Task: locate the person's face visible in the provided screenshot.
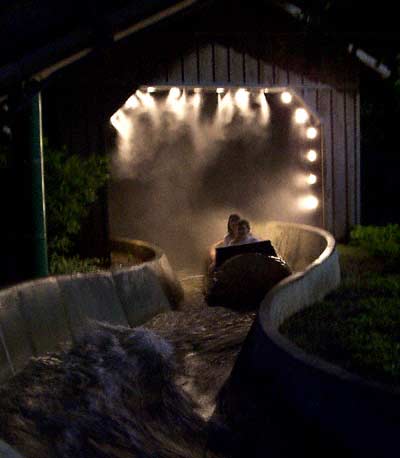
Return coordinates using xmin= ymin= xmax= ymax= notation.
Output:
xmin=237 ymin=223 xmax=249 ymax=239
xmin=229 ymin=218 xmax=240 ymax=237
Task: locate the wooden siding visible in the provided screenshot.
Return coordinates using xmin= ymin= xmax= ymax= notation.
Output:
xmin=44 ymin=22 xmax=361 ymax=245
xmin=145 ymin=42 xmax=360 ymax=240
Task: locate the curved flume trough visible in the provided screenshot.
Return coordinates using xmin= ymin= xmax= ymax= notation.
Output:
xmin=0 ymin=223 xmax=351 ymax=457
xmin=217 ymin=221 xmax=400 ymax=458
xmin=0 ymin=239 xmax=183 ymax=383
xmin=0 ymin=240 xmax=187 ymax=458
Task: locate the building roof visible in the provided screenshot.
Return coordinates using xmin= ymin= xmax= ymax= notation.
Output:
xmin=0 ymin=0 xmax=395 ymax=98
xmin=275 ymin=1 xmax=394 ymax=79
xmin=0 ymin=1 xmax=198 ymax=67
xmin=0 ymin=0 xmax=207 ymax=96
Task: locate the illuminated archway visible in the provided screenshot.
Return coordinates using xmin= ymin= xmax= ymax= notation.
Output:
xmin=108 ymin=86 xmax=323 ymax=269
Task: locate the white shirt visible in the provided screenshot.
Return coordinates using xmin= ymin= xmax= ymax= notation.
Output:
xmin=228 ymin=234 xmax=260 ymax=246
xmin=222 ymin=233 xmax=235 ymax=246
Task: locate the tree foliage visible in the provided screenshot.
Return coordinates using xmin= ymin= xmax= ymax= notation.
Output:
xmin=44 ymin=141 xmax=109 ymax=260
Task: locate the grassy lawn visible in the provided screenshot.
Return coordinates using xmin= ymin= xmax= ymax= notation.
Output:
xmin=280 ymin=242 xmax=400 ymax=387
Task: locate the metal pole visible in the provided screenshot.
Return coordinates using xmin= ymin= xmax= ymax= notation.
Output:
xmin=29 ymin=91 xmax=48 ymax=277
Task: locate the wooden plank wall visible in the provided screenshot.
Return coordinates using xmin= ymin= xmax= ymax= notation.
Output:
xmin=146 ymin=41 xmax=360 ymax=240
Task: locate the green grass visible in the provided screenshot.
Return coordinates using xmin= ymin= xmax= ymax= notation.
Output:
xmin=280 ymin=244 xmax=400 ymax=386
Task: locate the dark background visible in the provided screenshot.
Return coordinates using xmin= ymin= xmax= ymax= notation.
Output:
xmin=360 ymin=72 xmax=400 ymax=225
xmin=1 ymin=0 xmax=399 ymax=286
xmin=293 ymin=0 xmax=400 ymax=225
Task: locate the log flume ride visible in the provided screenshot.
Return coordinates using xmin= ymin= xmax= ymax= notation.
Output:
xmin=205 ymin=240 xmax=292 ymax=310
xmin=0 ymin=222 xmax=341 ymax=458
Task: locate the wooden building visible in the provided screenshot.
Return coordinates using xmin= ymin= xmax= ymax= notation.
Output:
xmin=0 ymin=0 xmax=391 ymax=277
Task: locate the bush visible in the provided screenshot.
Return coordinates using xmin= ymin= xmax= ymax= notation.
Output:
xmin=44 ymin=141 xmax=109 ymax=274
xmin=49 ymin=253 xmax=104 ymax=275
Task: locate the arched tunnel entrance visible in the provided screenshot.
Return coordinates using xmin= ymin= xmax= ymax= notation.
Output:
xmin=108 ymin=86 xmax=323 ymax=271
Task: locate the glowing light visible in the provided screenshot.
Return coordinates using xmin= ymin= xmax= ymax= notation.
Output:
xmin=193 ymin=88 xmax=201 ymax=93
xmin=110 ymin=113 xmax=119 ymax=130
xmin=124 ymin=94 xmax=140 ymax=110
xmin=110 ymin=110 xmax=132 ymax=140
xmin=169 ymin=87 xmax=181 ymax=98
xmin=235 ymin=88 xmax=249 ymax=112
xmin=147 ymin=87 xmax=156 ymax=93
xmin=281 ymin=91 xmax=292 ymax=104
xmin=295 ymin=108 xmax=309 ymax=124
xmin=306 ymin=127 xmax=318 ymax=139
xmin=135 ymin=90 xmax=155 ymax=108
xmin=307 ymin=174 xmax=317 ymax=185
xmin=217 ymin=90 xmax=234 ymax=125
xmin=167 ymin=89 xmax=186 ymax=119
xmin=216 ymin=88 xmax=225 ymax=94
xmin=264 ymin=88 xmax=270 ymax=93
xmin=257 ymin=90 xmax=270 ymax=125
xmin=299 ymin=195 xmax=319 ymax=211
xmin=306 ymin=149 xmax=318 ymax=162
xmin=191 ymin=92 xmax=201 ymax=109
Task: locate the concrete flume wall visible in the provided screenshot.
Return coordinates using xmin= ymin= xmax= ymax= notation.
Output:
xmin=226 ymin=221 xmax=400 ymax=457
xmin=0 ymin=239 xmax=183 ymax=383
xmin=264 ymin=221 xmax=341 ymax=323
xmin=6 ymin=222 xmax=396 ymax=456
